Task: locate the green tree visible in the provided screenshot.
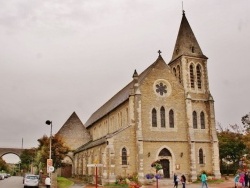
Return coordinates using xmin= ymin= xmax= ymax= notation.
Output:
xmin=218 ymin=130 xmax=246 ymax=173
xmin=242 ymin=113 xmax=250 ymax=133
xmin=0 ymin=157 xmax=9 ymax=172
xmin=35 ymin=134 xmax=69 ymax=172
xmin=20 ymin=148 xmax=37 ymax=173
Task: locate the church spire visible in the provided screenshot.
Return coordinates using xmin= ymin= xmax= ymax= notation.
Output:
xmin=171 ymin=11 xmax=207 ymax=61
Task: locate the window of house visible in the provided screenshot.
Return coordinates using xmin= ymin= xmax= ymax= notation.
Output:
xmin=200 ymin=112 xmax=205 ymax=129
xmin=199 ymin=148 xmax=204 ymax=164
xmin=122 ymin=147 xmax=127 ymax=165
xmin=196 ymin=65 xmax=202 ymax=89
xmin=193 ymin=111 xmax=197 ymax=129
xmin=169 ymin=109 xmax=174 ymax=128
xmin=190 ymin=65 xmax=195 ymax=88
xmin=152 ymin=108 xmax=157 ymax=127
xmin=160 ymin=106 xmax=165 ymax=128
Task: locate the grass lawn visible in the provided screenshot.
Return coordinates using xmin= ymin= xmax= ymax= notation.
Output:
xmin=57 ymin=176 xmax=74 ymax=188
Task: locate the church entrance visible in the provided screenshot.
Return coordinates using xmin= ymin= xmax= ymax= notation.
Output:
xmin=160 ymin=159 xmax=170 ymax=178
xmin=158 ymin=148 xmax=172 ymax=178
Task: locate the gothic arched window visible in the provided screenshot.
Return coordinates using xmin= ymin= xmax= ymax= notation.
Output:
xmin=190 ymin=65 xmax=195 ymax=88
xmin=177 ymin=65 xmax=181 ymax=83
xmin=122 ymin=147 xmax=128 ymax=165
xmin=152 ymin=108 xmax=157 ymax=127
xmin=173 ymin=68 xmax=177 ymax=77
xmin=200 ymin=112 xmax=205 ymax=129
xmin=193 ymin=111 xmax=197 ymax=129
xmin=196 ymin=65 xmax=202 ymax=89
xmin=160 ymin=106 xmax=165 ymax=127
xmin=199 ymin=148 xmax=204 ymax=164
xmin=169 ymin=109 xmax=174 ymax=128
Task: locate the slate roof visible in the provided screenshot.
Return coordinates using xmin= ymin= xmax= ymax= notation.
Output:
xmin=74 ymin=137 xmax=107 ymax=153
xmin=85 ymin=13 xmax=204 ymax=128
xmin=171 ymin=11 xmax=207 ymax=62
xmin=85 ymin=55 xmax=165 ymax=128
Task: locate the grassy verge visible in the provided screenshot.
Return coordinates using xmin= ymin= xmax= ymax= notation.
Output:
xmin=57 ymin=176 xmax=74 ymax=188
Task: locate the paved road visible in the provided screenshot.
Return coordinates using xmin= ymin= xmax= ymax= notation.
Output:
xmin=0 ymin=176 xmax=24 ymax=188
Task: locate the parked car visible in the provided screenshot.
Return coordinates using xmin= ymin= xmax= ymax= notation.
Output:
xmin=3 ymin=173 xmax=8 ymax=178
xmin=23 ymin=174 xmax=39 ymax=188
xmin=0 ymin=173 xmax=7 ymax=179
xmin=0 ymin=173 xmax=4 ymax=180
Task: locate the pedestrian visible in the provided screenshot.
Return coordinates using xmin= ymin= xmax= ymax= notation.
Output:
xmin=239 ymin=172 xmax=245 ymax=187
xmin=45 ymin=175 xmax=51 ymax=188
xmin=173 ymin=173 xmax=179 ymax=188
xmin=245 ymin=172 xmax=249 ymax=188
xmin=181 ymin=174 xmax=186 ymax=188
xmin=248 ymin=171 xmax=250 ymax=188
xmin=234 ymin=174 xmax=239 ymax=188
xmin=200 ymin=171 xmax=208 ymax=188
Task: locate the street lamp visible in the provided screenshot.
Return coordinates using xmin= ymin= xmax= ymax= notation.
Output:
xmin=45 ymin=120 xmax=52 ymax=160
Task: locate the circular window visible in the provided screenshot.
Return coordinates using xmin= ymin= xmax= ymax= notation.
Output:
xmin=153 ymin=79 xmax=171 ymax=97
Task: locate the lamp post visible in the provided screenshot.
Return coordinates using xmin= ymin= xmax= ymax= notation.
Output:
xmin=45 ymin=120 xmax=53 ymax=177
xmin=45 ymin=120 xmax=52 ymax=160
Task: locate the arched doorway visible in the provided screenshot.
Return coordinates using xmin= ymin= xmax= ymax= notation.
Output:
xmin=61 ymin=155 xmax=73 ymax=178
xmin=160 ymin=159 xmax=170 ymax=178
xmin=158 ymin=148 xmax=172 ymax=178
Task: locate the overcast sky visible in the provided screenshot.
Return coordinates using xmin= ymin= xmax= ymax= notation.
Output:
xmin=0 ymin=0 xmax=250 ymax=162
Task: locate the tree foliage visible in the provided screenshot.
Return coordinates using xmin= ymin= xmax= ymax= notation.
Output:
xmin=218 ymin=131 xmax=246 ymax=163
xmin=242 ymin=113 xmax=250 ymax=133
xmin=34 ymin=134 xmax=69 ymax=171
xmin=218 ymin=113 xmax=250 ymax=173
xmin=20 ymin=148 xmax=37 ymax=172
xmin=0 ymin=157 xmax=9 ymax=172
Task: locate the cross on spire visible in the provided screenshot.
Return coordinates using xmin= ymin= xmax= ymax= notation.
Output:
xmin=158 ymin=50 xmax=162 ymax=56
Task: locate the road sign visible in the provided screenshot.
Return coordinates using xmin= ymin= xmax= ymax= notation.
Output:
xmin=48 ymin=166 xmax=55 ymax=173
xmin=47 ymin=159 xmax=53 ymax=173
xmin=87 ymin=163 xmax=103 ymax=188
xmin=87 ymin=164 xmax=103 ymax=167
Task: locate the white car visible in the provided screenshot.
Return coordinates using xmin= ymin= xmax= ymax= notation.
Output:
xmin=0 ymin=173 xmax=4 ymax=180
xmin=23 ymin=174 xmax=39 ymax=188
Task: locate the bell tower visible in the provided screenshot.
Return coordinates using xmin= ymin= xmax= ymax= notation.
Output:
xmin=169 ymin=10 xmax=209 ymax=94
xmin=168 ymin=11 xmax=221 ymax=180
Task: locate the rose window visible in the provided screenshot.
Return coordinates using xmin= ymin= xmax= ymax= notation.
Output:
xmin=156 ymin=82 xmax=167 ymax=96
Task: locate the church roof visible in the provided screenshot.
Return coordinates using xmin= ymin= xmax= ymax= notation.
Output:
xmin=57 ymin=112 xmax=91 ymax=150
xmin=74 ymin=137 xmax=107 ymax=153
xmin=171 ymin=11 xmax=207 ymax=62
xmin=85 ymin=55 xmax=165 ymax=128
xmin=57 ymin=112 xmax=82 ymax=133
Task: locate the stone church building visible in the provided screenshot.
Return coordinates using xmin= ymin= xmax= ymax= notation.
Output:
xmin=57 ymin=11 xmax=221 ymax=183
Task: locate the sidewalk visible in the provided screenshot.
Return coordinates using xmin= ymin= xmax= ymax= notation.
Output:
xmin=80 ymin=177 xmax=235 ymax=188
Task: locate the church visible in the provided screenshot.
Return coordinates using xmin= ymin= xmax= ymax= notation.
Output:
xmin=56 ymin=11 xmax=221 ymax=183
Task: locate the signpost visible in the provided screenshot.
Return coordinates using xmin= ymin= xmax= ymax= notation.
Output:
xmin=47 ymin=159 xmax=53 ymax=173
xmin=87 ymin=163 xmax=103 ymax=188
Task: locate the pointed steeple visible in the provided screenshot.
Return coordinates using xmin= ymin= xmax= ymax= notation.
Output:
xmin=56 ymin=112 xmax=91 ymax=150
xmin=171 ymin=11 xmax=207 ymax=61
